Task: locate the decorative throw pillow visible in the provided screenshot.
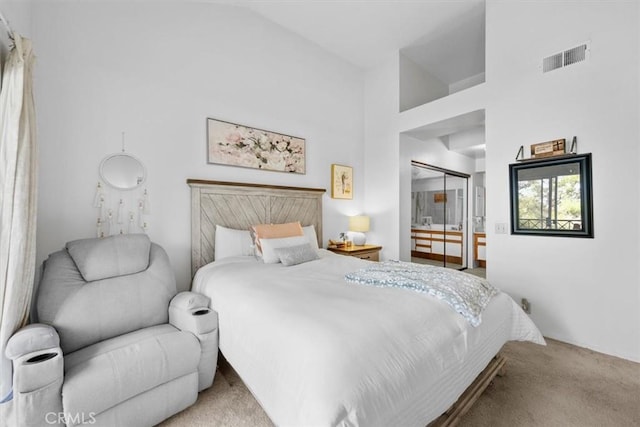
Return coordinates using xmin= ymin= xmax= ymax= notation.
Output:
xmin=275 ymin=243 xmax=320 ymax=266
xmin=252 ymin=222 xmax=304 ymax=252
xmin=260 ymin=235 xmax=309 ymax=264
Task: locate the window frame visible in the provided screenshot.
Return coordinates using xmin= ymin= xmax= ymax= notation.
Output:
xmin=509 ymin=153 xmax=594 ymax=238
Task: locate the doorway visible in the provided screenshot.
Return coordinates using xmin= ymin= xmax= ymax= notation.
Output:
xmin=410 ymin=161 xmax=469 ymax=270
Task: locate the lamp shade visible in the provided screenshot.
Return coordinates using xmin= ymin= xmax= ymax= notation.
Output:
xmin=349 ymin=215 xmax=370 ymax=233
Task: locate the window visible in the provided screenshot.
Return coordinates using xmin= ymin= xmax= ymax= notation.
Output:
xmin=509 ymin=153 xmax=593 ymax=238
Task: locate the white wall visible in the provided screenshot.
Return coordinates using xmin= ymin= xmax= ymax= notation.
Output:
xmin=399 ymin=83 xmax=486 ymax=134
xmin=399 ymin=53 xmax=448 ymax=112
xmin=485 ymin=0 xmax=640 ymax=361
xmin=449 ymin=72 xmax=485 ymax=95
xmin=363 ymin=54 xmax=399 ymax=259
xmin=32 ymin=1 xmax=364 ymax=291
xmin=0 ymin=0 xmax=32 ymax=56
xmin=447 ymin=126 xmax=484 ymax=152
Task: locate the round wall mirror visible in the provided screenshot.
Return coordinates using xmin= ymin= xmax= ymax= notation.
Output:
xmin=99 ymin=153 xmax=146 ymax=190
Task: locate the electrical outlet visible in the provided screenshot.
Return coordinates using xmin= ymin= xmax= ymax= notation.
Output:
xmin=521 ymin=298 xmax=531 ymax=314
xmin=495 ymin=223 xmax=508 ymax=234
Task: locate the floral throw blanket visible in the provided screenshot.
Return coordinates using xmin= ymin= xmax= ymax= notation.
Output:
xmin=344 ymin=261 xmax=498 ymax=326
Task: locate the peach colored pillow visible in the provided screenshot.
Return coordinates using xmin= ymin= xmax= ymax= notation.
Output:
xmin=252 ymin=222 xmax=304 ymax=251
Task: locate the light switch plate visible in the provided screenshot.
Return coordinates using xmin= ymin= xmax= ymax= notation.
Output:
xmin=495 ymin=223 xmax=508 ymax=234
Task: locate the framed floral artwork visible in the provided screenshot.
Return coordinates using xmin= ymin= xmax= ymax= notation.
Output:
xmin=331 ymin=164 xmax=353 ymax=199
xmin=207 ymin=118 xmax=305 ymax=174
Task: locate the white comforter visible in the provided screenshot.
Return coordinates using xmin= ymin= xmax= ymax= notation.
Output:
xmin=193 ymin=250 xmax=544 ymax=427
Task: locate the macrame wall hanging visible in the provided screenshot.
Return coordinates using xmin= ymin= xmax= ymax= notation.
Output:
xmin=94 ymin=133 xmax=151 ymax=237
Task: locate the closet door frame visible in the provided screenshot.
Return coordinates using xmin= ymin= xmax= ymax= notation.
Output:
xmin=411 ymin=161 xmax=470 ymax=270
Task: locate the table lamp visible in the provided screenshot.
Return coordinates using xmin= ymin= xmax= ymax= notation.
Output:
xmin=348 ymin=215 xmax=370 ymax=246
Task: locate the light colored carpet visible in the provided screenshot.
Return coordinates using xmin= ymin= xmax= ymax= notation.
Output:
xmin=159 ymin=339 xmax=640 ymax=426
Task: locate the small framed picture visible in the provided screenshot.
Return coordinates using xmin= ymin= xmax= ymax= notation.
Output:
xmin=530 ymin=139 xmax=565 ymax=159
xmin=331 ymin=164 xmax=353 ymax=199
xmin=434 ymin=193 xmax=447 ymax=203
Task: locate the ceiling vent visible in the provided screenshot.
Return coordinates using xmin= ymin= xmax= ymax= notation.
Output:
xmin=542 ymin=42 xmax=590 ymax=73
xmin=543 ymin=52 xmax=563 ymax=73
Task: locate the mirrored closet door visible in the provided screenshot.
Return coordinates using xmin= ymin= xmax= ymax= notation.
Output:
xmin=411 ymin=161 xmax=469 ymax=270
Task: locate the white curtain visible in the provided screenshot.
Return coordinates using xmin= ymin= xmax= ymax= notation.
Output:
xmin=0 ymin=34 xmax=38 ymax=403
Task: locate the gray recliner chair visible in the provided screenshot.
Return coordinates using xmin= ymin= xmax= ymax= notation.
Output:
xmin=5 ymin=234 xmax=218 ymax=427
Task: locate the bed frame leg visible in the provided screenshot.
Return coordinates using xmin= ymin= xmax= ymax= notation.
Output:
xmin=427 ymin=353 xmax=507 ymax=427
xmin=497 ymin=361 xmax=507 ymax=377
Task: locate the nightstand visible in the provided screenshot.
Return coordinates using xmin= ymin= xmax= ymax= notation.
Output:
xmin=327 ymin=244 xmax=382 ymax=261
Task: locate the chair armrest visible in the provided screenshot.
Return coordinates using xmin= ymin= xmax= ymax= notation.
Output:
xmin=6 ymin=323 xmax=64 ymax=408
xmin=169 ymin=291 xmax=218 ymax=336
xmin=169 ymin=292 xmax=219 ymax=392
xmin=6 ymin=324 xmax=59 ymax=361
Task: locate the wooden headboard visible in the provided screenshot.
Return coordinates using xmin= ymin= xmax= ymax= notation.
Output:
xmin=187 ymin=179 xmax=326 ymax=275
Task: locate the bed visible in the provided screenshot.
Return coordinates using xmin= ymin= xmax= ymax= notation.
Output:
xmin=187 ymin=179 xmax=545 ymax=427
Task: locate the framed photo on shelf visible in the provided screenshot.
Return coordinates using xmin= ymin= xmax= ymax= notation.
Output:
xmin=530 ymin=139 xmax=565 ymax=159
xmin=331 ymin=164 xmax=353 ymax=199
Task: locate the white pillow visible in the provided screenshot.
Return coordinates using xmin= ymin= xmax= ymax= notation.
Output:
xmin=260 ymin=235 xmax=310 ymax=264
xmin=214 ymin=225 xmax=254 ymax=260
xmin=303 ymin=225 xmax=320 ymax=250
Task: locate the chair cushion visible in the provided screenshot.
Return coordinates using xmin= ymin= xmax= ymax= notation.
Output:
xmin=62 ymin=324 xmax=200 ymax=418
xmin=66 ymin=234 xmax=151 ymax=282
xmin=37 ymin=243 xmax=176 ymax=353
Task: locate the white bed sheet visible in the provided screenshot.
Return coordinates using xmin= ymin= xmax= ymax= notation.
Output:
xmin=193 ymin=250 xmax=544 ymax=427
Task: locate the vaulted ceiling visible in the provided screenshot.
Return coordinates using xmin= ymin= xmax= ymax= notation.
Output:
xmin=234 ymin=0 xmax=487 ymax=159
xmin=237 ymin=0 xmax=485 ymax=75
